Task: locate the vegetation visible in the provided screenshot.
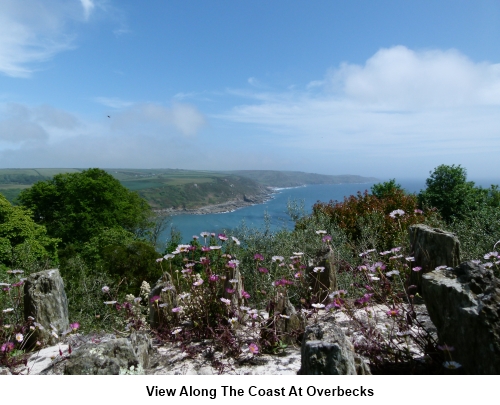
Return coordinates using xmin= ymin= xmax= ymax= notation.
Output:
xmin=17 ymin=168 xmax=153 ymax=246
xmin=1 ymin=164 xmax=498 ymax=374
xmin=0 ymin=168 xmax=377 ymax=209
xmin=0 ymin=194 xmax=59 ymax=272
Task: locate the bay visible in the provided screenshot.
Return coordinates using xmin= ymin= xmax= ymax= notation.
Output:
xmin=161 ymin=177 xmax=499 ymax=244
xmin=162 ymin=179 xmax=426 ymax=244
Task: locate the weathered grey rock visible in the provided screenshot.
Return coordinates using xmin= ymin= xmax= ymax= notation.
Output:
xmin=409 ymin=224 xmax=460 ymax=289
xmin=24 ymin=269 xmax=69 ymax=346
xmin=299 ymin=322 xmax=370 ymax=375
xmin=261 ymin=295 xmax=306 ymax=346
xmin=0 ymin=366 xmax=12 ymax=375
xmin=222 ymin=266 xmax=244 ymax=306
xmin=64 ymin=338 xmax=143 ymax=375
xmin=149 ymin=273 xmax=177 ymax=328
xmin=422 ymin=261 xmax=500 ymax=374
xmin=129 ymin=331 xmax=153 ymax=368
xmin=307 ymin=246 xmax=338 ymax=302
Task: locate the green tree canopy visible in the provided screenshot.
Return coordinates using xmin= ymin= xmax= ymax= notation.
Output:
xmin=418 ymin=164 xmax=499 ymax=223
xmin=371 ymin=179 xmax=405 ymax=199
xmin=0 ymin=193 xmax=59 ymax=269
xmin=18 ymin=168 xmax=152 ymax=246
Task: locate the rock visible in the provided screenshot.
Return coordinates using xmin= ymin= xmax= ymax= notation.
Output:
xmin=261 ymin=295 xmax=305 ymax=346
xmin=409 ymin=224 xmax=460 ymax=290
xmin=129 ymin=331 xmax=153 ymax=368
xmin=307 ymin=246 xmax=338 ymax=302
xmin=23 ymin=269 xmax=69 ymax=346
xmin=422 ymin=261 xmax=500 ymax=374
xmin=0 ymin=366 xmax=11 ymax=375
xmin=64 ymin=338 xmax=144 ymax=375
xmin=298 ymin=322 xmax=370 ymax=375
xmin=26 ymin=344 xmax=69 ymax=375
xmin=222 ymin=266 xmax=245 ymax=307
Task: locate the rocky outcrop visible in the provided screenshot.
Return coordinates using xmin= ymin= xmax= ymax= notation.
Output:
xmin=298 ymin=322 xmax=370 ymax=375
xmin=307 ymin=246 xmax=338 ymax=302
xmin=422 ymin=261 xmax=500 ymax=374
xmin=409 ymin=224 xmax=460 ymax=289
xmin=64 ymin=332 xmax=152 ymax=375
xmin=23 ymin=269 xmax=69 ymax=346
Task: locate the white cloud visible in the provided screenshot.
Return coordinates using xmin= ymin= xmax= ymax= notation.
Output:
xmin=328 ymin=46 xmax=500 ymax=108
xmin=218 ymin=47 xmax=500 ymax=178
xmin=0 ymin=101 xmax=208 ymax=167
xmin=0 ymin=0 xmax=101 ymax=78
xmin=80 ymin=0 xmax=95 ymax=20
xmin=110 ymin=103 xmax=207 ymax=138
xmin=0 ymin=103 xmax=79 ymax=143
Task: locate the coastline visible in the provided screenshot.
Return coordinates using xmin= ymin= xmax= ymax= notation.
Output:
xmin=152 ymin=181 xmax=379 ymax=217
xmin=154 ymin=188 xmax=276 ymax=216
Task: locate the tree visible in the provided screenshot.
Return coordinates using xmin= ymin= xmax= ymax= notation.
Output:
xmin=418 ymin=164 xmax=482 ymax=223
xmin=18 ymin=168 xmax=152 ymax=246
xmin=371 ymin=179 xmax=405 ymax=199
xmin=0 ymin=194 xmax=59 ymax=270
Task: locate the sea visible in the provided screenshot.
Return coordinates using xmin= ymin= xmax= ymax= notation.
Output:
xmin=161 ymin=177 xmax=500 ymax=244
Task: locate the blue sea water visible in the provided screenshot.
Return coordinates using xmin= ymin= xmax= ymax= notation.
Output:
xmin=161 ymin=177 xmax=500 ymax=244
xmin=161 ymin=179 xmax=426 ymax=244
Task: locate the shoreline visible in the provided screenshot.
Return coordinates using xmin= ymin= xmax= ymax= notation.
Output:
xmin=152 ymin=181 xmax=379 ymax=217
xmin=153 ymin=188 xmax=276 ymax=216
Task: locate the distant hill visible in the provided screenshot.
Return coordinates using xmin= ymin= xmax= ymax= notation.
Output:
xmin=0 ymin=168 xmax=378 ymax=210
xmin=229 ymin=170 xmax=378 ymax=188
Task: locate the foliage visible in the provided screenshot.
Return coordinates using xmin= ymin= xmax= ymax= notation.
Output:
xmin=370 ymin=179 xmax=404 ymax=199
xmin=0 ymin=194 xmax=59 ymax=272
xmin=311 ymin=188 xmax=442 ymax=252
xmin=18 ymin=168 xmax=153 ymax=246
xmin=449 ymin=205 xmax=500 ymax=262
xmin=418 ymin=164 xmax=491 ymax=223
xmin=100 ymin=241 xmax=161 ymax=294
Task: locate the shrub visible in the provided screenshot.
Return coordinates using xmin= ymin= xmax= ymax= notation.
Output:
xmin=311 ymin=189 xmax=441 ymax=253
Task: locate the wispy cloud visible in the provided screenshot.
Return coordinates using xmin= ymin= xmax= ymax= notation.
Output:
xmin=80 ymin=0 xmax=95 ymax=20
xmin=218 ymin=46 xmax=500 ymax=177
xmin=0 ymin=0 xmax=102 ymax=78
xmin=0 ymin=101 xmax=208 ymax=167
xmin=94 ymin=97 xmax=134 ymax=109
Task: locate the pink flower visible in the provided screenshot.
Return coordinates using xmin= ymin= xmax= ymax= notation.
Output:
xmin=322 ymin=235 xmax=332 ymax=243
xmin=150 ymin=295 xmax=161 ymax=303
xmin=258 ymin=267 xmax=269 ymax=274
xmin=249 ymin=343 xmax=259 ymax=354
xmin=218 ymin=233 xmax=228 ymax=241
xmin=209 ymin=274 xmax=219 ymax=282
xmin=412 ymin=266 xmax=422 ymax=272
xmin=1 ymin=342 xmax=14 ymax=352
xmin=387 ymin=308 xmax=399 ymax=317
xmin=254 ymin=253 xmax=264 ymax=261
xmin=241 ymin=290 xmax=250 ymax=299
xmin=69 ymin=322 xmax=80 ymax=331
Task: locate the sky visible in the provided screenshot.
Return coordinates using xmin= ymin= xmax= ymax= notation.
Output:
xmin=0 ymin=0 xmax=499 ymax=180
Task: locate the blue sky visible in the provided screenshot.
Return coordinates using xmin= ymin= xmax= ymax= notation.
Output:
xmin=0 ymin=0 xmax=499 ymax=180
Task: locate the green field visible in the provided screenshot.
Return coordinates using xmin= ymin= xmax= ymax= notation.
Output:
xmin=0 ymin=168 xmax=377 ymax=209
